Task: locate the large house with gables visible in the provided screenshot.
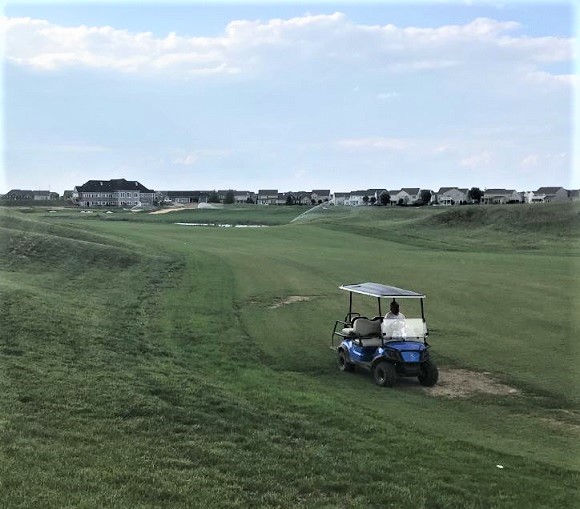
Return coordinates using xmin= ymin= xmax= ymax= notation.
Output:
xmin=74 ymin=179 xmax=155 ymax=208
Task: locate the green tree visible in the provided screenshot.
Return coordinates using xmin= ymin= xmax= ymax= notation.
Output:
xmin=208 ymin=191 xmax=220 ymax=203
xmin=379 ymin=192 xmax=391 ymax=206
xmin=363 ymin=195 xmax=369 ymax=205
xmin=370 ymin=196 xmax=377 ymax=205
xmin=224 ymin=189 xmax=235 ymax=204
xmin=419 ymin=189 xmax=432 ymax=205
xmin=285 ymin=194 xmax=294 ymax=205
xmin=468 ymin=187 xmax=484 ymax=203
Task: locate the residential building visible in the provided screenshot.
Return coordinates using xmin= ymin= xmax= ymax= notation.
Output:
xmin=234 ymin=191 xmax=255 ymax=204
xmin=365 ymin=188 xmax=389 ymax=205
xmin=311 ymin=189 xmax=331 ymax=203
xmin=75 ymin=179 xmax=155 ymax=208
xmin=436 ymin=187 xmax=469 ymax=205
xmin=331 ymin=192 xmax=350 ymax=205
xmin=390 ymin=188 xmax=421 ymax=205
xmin=535 ymin=187 xmax=569 ymax=203
xmin=257 ymin=190 xmax=278 ymax=205
xmin=3 ymin=189 xmax=58 ymax=201
xmin=294 ymin=192 xmax=311 ymax=205
xmin=482 ymin=189 xmax=523 ymax=204
xmin=162 ymin=191 xmax=203 ymax=204
xmin=345 ymin=190 xmax=370 ymax=206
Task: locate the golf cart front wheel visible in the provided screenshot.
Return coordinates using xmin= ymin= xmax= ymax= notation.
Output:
xmin=338 ymin=351 xmax=355 ymax=372
xmin=418 ymin=360 xmax=439 ymax=387
xmin=373 ymin=361 xmax=397 ymax=387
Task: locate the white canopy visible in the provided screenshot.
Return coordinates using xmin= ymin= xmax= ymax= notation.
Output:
xmin=340 ymin=282 xmax=425 ymax=299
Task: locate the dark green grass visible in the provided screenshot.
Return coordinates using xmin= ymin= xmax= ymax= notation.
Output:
xmin=1 ymin=205 xmax=579 ymax=508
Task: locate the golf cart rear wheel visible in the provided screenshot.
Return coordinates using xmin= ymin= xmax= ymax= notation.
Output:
xmin=338 ymin=351 xmax=355 ymax=372
xmin=373 ymin=361 xmax=396 ymax=387
xmin=418 ymin=360 xmax=439 ymax=387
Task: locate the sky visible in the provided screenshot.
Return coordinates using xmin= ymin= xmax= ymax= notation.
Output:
xmin=1 ymin=1 xmax=578 ymax=195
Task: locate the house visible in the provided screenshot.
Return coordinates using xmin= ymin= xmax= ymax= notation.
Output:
xmin=3 ymin=189 xmax=57 ymax=201
xmin=331 ymin=192 xmax=350 ymax=205
xmin=160 ymin=191 xmax=208 ymax=204
xmin=345 ymin=190 xmax=370 ymax=206
xmin=365 ymin=188 xmax=390 ymax=205
xmin=293 ymin=192 xmax=311 ymax=205
xmin=436 ymin=187 xmax=469 ymax=205
xmin=390 ymin=188 xmax=421 ymax=205
xmin=234 ymin=191 xmax=255 ymax=204
xmin=523 ymin=190 xmax=546 ymax=203
xmin=75 ymin=179 xmax=155 ymax=208
xmin=281 ymin=191 xmax=309 ymax=205
xmin=257 ymin=190 xmax=278 ymax=205
xmin=311 ymin=189 xmax=331 ymax=204
xmin=535 ymin=187 xmax=569 ymax=203
xmin=482 ymin=189 xmax=523 ymax=204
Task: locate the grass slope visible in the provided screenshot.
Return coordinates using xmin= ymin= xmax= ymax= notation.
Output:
xmin=0 ymin=205 xmax=578 ymax=508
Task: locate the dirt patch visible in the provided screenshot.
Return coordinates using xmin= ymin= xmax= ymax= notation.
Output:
xmin=422 ymin=369 xmax=520 ymax=398
xmin=269 ymin=296 xmax=312 ymax=309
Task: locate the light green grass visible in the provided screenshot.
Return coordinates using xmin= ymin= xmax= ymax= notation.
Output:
xmin=0 ymin=204 xmax=579 ymax=508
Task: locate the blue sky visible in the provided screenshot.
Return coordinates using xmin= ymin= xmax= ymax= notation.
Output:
xmin=1 ymin=1 xmax=577 ymax=194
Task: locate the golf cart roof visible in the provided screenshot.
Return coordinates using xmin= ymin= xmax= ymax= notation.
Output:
xmin=340 ymin=282 xmax=425 ymax=299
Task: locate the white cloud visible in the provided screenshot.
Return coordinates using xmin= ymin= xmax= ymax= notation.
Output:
xmin=172 ymin=148 xmax=231 ymax=166
xmin=337 ymin=137 xmax=414 ymax=151
xmin=173 ymin=153 xmax=199 ymax=166
xmin=520 ymin=154 xmax=538 ymax=169
xmin=377 ymin=92 xmax=400 ymax=101
xmin=1 ymin=13 xmax=573 ymax=85
xmin=459 ymin=152 xmax=492 ymax=168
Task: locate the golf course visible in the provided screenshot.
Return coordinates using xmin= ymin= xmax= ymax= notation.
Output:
xmin=1 ymin=202 xmax=578 ymax=508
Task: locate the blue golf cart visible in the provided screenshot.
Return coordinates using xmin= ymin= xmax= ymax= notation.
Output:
xmin=331 ymin=282 xmax=438 ymax=387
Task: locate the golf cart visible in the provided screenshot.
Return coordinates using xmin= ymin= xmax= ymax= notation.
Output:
xmin=331 ymin=282 xmax=438 ymax=387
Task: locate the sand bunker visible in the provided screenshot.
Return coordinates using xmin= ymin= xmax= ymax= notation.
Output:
xmin=269 ymin=296 xmax=312 ymax=309
xmin=420 ymin=369 xmax=520 ymax=398
xmin=149 ymin=204 xmax=197 ymax=214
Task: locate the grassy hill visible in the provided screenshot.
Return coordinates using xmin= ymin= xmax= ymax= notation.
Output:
xmin=1 ymin=204 xmax=578 ymax=508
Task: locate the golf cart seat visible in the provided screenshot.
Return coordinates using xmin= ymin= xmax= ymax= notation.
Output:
xmin=341 ymin=317 xmax=382 ymax=346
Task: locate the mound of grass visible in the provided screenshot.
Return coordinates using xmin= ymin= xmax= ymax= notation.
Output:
xmin=307 ymin=203 xmax=579 ymax=254
xmin=424 ymin=202 xmax=579 ymax=235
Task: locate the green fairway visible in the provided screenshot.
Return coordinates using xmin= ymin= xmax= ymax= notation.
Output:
xmin=1 ymin=204 xmax=579 ymax=508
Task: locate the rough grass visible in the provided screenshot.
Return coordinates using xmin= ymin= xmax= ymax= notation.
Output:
xmin=0 ymin=205 xmax=579 ymax=508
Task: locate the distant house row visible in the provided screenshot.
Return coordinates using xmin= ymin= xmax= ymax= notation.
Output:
xmin=1 ymin=189 xmax=60 ymax=201
xmin=161 ymin=186 xmax=578 ymax=206
xmin=2 ymin=181 xmax=578 ymax=207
